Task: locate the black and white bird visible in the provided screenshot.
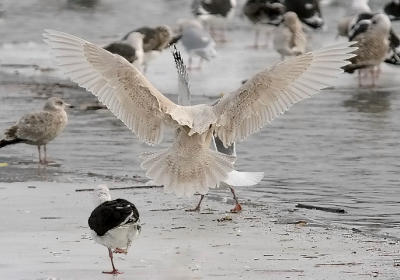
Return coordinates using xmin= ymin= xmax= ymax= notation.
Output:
xmin=103 ymin=32 xmax=144 ymax=70
xmin=88 ymin=185 xmax=141 ymax=275
xmin=284 ymin=0 xmax=324 ymax=29
xmin=384 ymin=0 xmax=400 ymax=21
xmin=122 ymin=25 xmax=179 ymax=72
xmin=242 ymin=0 xmax=286 ymax=48
xmin=192 ymin=0 xmax=237 ymax=42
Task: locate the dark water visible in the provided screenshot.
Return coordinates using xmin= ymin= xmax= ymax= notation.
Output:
xmin=0 ymin=0 xmax=399 ymax=239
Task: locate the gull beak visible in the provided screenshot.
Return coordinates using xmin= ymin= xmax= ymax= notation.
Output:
xmin=65 ymin=103 xmax=74 ymax=109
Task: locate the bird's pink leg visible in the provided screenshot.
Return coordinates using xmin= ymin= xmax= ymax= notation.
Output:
xmin=43 ymin=145 xmax=48 ymax=164
xmin=369 ymin=68 xmax=376 ymax=88
xmin=186 ymin=195 xmax=205 ymax=212
xmin=229 ymin=187 xmax=242 ymax=213
xmin=37 ymin=145 xmax=44 ymax=164
xmin=102 ymin=248 xmax=122 ymax=275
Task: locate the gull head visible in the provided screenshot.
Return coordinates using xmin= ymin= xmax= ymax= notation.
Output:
xmin=370 ymin=13 xmax=391 ymax=34
xmin=156 ymin=25 xmax=173 ymax=43
xmin=93 ymin=184 xmax=112 ymax=206
xmin=283 ymin=12 xmax=302 ymax=30
xmin=43 ymin=97 xmax=72 ymax=111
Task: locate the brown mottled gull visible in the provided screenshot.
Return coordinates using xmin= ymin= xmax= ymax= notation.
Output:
xmin=0 ymin=97 xmax=69 ymax=164
xmin=273 ymin=12 xmax=307 ymax=60
xmin=44 ymin=29 xmax=355 ymax=197
xmin=343 ymin=13 xmax=391 ymax=87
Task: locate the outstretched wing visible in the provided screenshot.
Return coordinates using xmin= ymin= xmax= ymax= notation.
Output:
xmin=44 ymin=29 xmax=195 ymax=145
xmin=213 ymin=42 xmax=356 ymax=147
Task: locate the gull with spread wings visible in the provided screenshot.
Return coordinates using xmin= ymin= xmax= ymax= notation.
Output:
xmin=44 ymin=29 xmax=355 ymax=197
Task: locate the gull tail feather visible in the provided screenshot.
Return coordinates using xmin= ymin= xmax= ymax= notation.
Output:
xmin=141 ymin=148 xmax=235 ymax=197
xmin=0 ymin=138 xmax=22 ymax=148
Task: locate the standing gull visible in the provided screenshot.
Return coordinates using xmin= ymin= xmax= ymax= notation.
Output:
xmin=171 ymin=46 xmax=264 ymax=212
xmin=273 ymin=12 xmax=307 ymax=59
xmin=192 ymin=0 xmax=237 ymax=42
xmin=44 ymin=29 xmax=355 ymax=198
xmin=0 ymin=97 xmax=69 ymax=164
xmin=346 ymin=12 xmax=400 ymax=66
xmin=178 ymin=19 xmax=216 ymax=70
xmin=242 ymin=0 xmax=285 ymax=48
xmin=343 ymin=13 xmax=391 ymax=87
xmin=103 ymin=32 xmax=144 ymax=69
xmin=88 ymin=185 xmax=141 ymax=274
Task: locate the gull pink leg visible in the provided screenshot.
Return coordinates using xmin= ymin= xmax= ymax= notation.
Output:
xmin=229 ymin=187 xmax=242 ymax=213
xmin=186 ymin=195 xmax=205 ymax=212
xmin=102 ymin=248 xmax=122 ymax=275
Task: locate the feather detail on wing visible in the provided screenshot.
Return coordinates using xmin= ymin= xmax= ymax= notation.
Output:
xmin=213 ymin=42 xmax=357 ymax=147
xmin=43 ymin=29 xmax=205 ymax=144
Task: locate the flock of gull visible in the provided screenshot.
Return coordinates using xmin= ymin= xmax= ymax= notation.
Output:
xmin=1 ymin=0 xmax=400 ymax=274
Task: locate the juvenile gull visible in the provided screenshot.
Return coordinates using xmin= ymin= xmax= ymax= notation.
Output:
xmin=171 ymin=46 xmax=264 ymax=212
xmin=192 ymin=0 xmax=237 ymax=42
xmin=0 ymin=97 xmax=69 ymax=164
xmin=345 ymin=12 xmax=400 ymax=66
xmin=44 ymin=29 xmax=356 ymax=198
xmin=178 ymin=19 xmax=216 ymax=70
xmin=343 ymin=13 xmax=391 ymax=87
xmin=284 ymin=0 xmax=324 ymax=29
xmin=103 ymin=32 xmax=144 ymax=69
xmin=89 ymin=185 xmax=140 ymax=275
xmin=242 ymin=0 xmax=285 ymax=48
xmin=273 ymin=12 xmax=307 ymax=59
xmin=122 ymin=25 xmax=177 ymax=72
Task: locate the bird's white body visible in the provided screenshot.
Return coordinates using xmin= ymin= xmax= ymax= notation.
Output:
xmin=91 ymin=223 xmax=140 ymax=250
